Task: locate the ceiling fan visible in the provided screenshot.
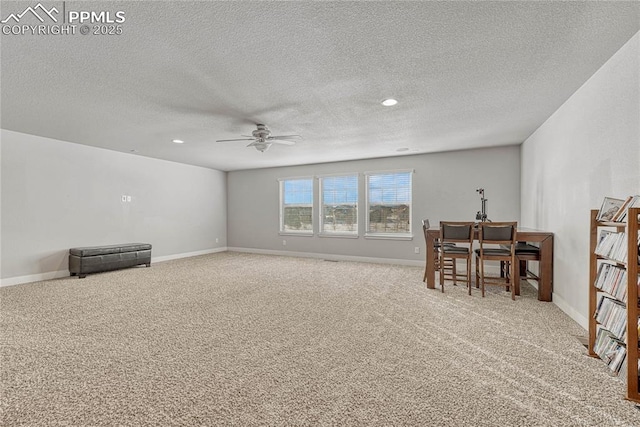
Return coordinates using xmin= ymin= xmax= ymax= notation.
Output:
xmin=216 ymin=124 xmax=301 ymax=152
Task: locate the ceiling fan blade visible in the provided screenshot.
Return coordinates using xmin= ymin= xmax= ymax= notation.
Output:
xmin=270 ymin=139 xmax=296 ymax=145
xmin=269 ymin=135 xmax=301 ymax=140
xmin=217 ymin=127 xmax=300 ymax=149
xmin=216 ymin=138 xmax=255 ymax=143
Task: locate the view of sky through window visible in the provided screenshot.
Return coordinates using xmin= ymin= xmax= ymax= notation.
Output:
xmin=283 ymin=179 xmax=313 ymax=204
xmin=368 ymin=172 xmax=411 ymax=204
xmin=322 ymin=176 xmax=358 ymax=204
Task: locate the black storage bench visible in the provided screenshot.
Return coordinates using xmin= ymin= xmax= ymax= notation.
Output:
xmin=69 ymin=243 xmax=152 ymax=278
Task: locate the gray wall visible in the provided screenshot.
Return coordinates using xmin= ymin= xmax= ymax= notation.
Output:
xmin=1 ymin=130 xmax=227 ymax=282
xmin=521 ymin=32 xmax=640 ymax=328
xmin=228 ymin=145 xmax=521 ymax=263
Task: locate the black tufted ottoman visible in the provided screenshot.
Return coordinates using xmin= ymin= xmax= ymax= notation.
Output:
xmin=69 ymin=243 xmax=152 ymax=278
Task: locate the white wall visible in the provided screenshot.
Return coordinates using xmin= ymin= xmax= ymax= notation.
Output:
xmin=228 ymin=145 xmax=521 ymax=264
xmin=0 ymin=135 xmax=3 ymax=280
xmin=521 ymin=32 xmax=640 ymax=328
xmin=0 ymin=130 xmax=227 ymax=285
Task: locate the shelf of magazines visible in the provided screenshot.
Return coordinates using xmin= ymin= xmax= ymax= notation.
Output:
xmin=588 ymin=207 xmax=640 ymax=403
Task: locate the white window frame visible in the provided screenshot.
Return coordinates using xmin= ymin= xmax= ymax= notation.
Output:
xmin=318 ymin=173 xmax=359 ymax=238
xmin=278 ymin=176 xmax=314 ymax=236
xmin=364 ymin=169 xmax=414 ymax=240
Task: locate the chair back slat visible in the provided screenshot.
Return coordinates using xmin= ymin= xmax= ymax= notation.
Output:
xmin=422 ymin=219 xmax=433 ymax=242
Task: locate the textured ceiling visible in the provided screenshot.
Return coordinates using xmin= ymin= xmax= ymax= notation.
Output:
xmin=1 ymin=1 xmax=639 ymax=171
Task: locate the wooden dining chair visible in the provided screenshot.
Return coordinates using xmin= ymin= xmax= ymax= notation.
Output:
xmin=513 ymin=243 xmax=541 ymax=295
xmin=474 ymin=221 xmax=517 ymax=300
xmin=500 ymin=242 xmax=541 ymax=296
xmin=439 ymin=221 xmax=475 ymax=293
xmin=422 ymin=219 xmax=456 ymax=282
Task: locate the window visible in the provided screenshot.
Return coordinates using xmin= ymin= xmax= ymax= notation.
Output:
xmin=319 ymin=174 xmax=358 ymax=236
xmin=365 ymin=170 xmax=412 ymax=238
xmin=279 ymin=178 xmax=313 ymax=234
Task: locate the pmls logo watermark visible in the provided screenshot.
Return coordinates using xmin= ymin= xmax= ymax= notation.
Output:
xmin=1 ymin=2 xmax=126 ymax=36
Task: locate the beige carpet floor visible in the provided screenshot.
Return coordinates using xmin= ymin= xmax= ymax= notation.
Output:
xmin=2 ymin=251 xmax=640 ymax=426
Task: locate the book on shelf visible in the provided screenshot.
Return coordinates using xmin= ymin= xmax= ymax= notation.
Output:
xmin=593 ymin=320 xmax=640 ymax=376
xmin=597 ymin=197 xmax=626 ymax=222
xmin=594 ymin=325 xmax=627 ymax=374
xmin=606 ymin=342 xmax=627 ymax=374
xmin=594 ymin=262 xmax=628 ymax=303
xmin=594 ymin=293 xmax=627 ymax=341
xmin=594 ymin=230 xmax=640 ymax=264
xmin=613 ymin=195 xmax=640 ymax=223
xmin=612 ymin=196 xmax=633 ymax=221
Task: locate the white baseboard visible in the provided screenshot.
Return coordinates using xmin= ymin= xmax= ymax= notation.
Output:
xmin=552 ymin=292 xmax=588 ymax=330
xmin=152 ymin=247 xmax=227 ymax=263
xmin=517 ymin=279 xmax=586 ymax=330
xmin=0 ymin=247 xmax=228 ymax=288
xmin=0 ymin=269 xmax=71 ymax=288
xmin=227 ymin=247 xmax=424 ymax=267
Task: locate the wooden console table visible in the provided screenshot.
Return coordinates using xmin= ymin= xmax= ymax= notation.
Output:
xmin=425 ymin=227 xmax=554 ymax=301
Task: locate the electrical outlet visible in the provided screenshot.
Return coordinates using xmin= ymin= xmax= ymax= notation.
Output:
xmin=126 ymin=196 xmax=132 ymax=202
xmin=121 ymin=195 xmax=127 ymax=202
xmin=215 ymin=238 xmax=219 ymax=243
xmin=282 ymin=240 xmax=287 ymax=246
xmin=414 ymin=247 xmax=420 ymax=254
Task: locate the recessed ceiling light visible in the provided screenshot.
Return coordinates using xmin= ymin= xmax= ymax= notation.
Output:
xmin=172 ymin=139 xmax=184 ymax=144
xmin=381 ymin=98 xmax=398 ymax=107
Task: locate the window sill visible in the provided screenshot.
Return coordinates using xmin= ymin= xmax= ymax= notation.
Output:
xmin=364 ymin=233 xmax=414 ymax=241
xmin=279 ymin=232 xmax=314 ymax=237
xmin=318 ymin=233 xmax=359 ymax=239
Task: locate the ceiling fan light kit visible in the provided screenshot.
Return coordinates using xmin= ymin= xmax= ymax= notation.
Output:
xmin=216 ymin=124 xmax=301 ymax=152
xmin=253 ymin=142 xmax=270 ymax=152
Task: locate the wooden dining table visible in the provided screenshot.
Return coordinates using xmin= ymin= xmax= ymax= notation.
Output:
xmin=424 ymin=226 xmax=554 ymax=301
